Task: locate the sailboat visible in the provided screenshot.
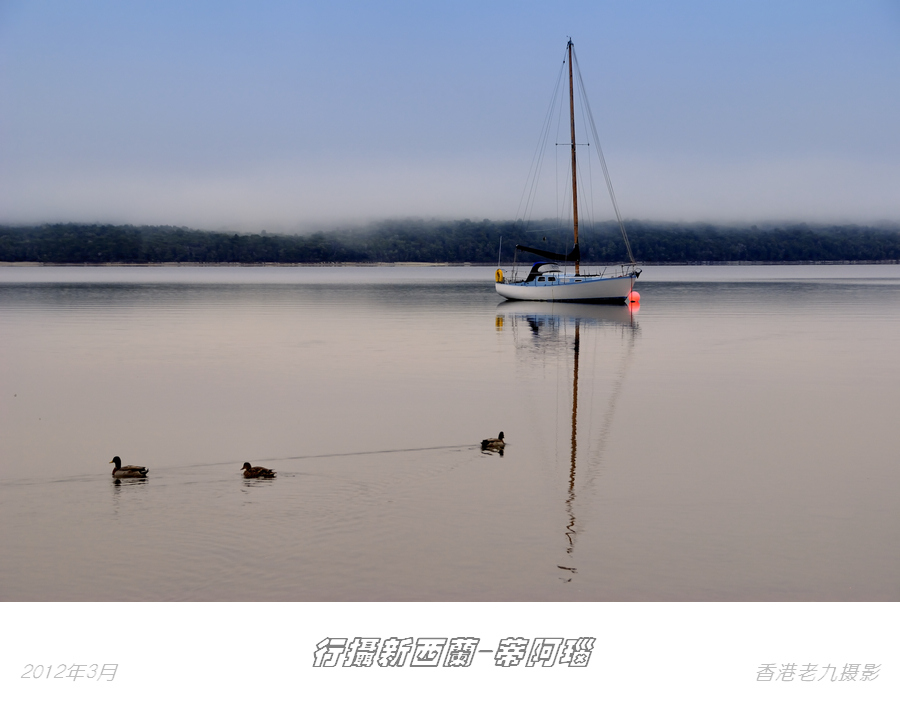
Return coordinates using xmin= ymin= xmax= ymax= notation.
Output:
xmin=495 ymin=39 xmax=640 ymax=303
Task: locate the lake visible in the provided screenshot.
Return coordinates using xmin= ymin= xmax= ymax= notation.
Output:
xmin=2 ymin=264 xmax=899 ymax=601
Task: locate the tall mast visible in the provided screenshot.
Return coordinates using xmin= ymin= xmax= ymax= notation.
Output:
xmin=567 ymin=39 xmax=579 ymax=275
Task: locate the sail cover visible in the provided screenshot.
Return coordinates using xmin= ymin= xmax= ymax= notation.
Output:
xmin=515 ymin=243 xmax=581 ymax=263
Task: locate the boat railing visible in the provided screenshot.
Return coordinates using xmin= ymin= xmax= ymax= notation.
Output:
xmin=498 ymin=264 xmax=637 ymax=284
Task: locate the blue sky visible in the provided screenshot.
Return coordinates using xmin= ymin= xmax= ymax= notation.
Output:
xmin=2 ymin=0 xmax=899 ymax=231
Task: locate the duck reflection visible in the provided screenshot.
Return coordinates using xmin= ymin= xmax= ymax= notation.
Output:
xmin=111 ymin=476 xmax=148 ymax=500
xmin=496 ymin=300 xmax=639 ymax=581
xmin=112 ymin=477 xmax=148 ymax=486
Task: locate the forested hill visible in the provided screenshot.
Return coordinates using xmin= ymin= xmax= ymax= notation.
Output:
xmin=2 ymin=220 xmax=899 ymax=264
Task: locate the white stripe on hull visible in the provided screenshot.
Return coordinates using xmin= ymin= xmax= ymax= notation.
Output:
xmin=496 ymin=274 xmax=634 ymax=302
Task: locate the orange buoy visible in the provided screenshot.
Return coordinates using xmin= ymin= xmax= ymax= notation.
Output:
xmin=628 ymin=290 xmax=641 ymax=303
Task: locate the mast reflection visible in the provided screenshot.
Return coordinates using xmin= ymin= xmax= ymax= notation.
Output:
xmin=496 ymin=300 xmax=640 ymax=582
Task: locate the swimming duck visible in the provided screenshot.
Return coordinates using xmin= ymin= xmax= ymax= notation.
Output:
xmin=242 ymin=462 xmax=276 ymax=479
xmin=481 ymin=432 xmax=505 ymax=452
xmin=110 ymin=456 xmax=148 ymax=478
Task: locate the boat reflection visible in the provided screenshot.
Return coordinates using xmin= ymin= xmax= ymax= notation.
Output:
xmin=497 ymin=299 xmax=639 ymax=332
xmin=495 ymin=300 xmax=640 ymax=581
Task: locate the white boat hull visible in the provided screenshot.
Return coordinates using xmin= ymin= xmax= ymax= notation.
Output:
xmin=496 ymin=273 xmax=635 ymax=303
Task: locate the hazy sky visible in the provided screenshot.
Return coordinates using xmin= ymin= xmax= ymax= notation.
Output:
xmin=2 ymin=0 xmax=899 ymax=231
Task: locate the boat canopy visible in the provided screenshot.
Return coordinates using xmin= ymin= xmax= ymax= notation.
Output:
xmin=524 ymin=261 xmax=559 ymax=282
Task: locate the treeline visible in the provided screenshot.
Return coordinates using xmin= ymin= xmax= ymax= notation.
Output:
xmin=1 ymin=220 xmax=899 ymax=264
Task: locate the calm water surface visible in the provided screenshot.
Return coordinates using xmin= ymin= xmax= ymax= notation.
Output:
xmin=2 ymin=264 xmax=899 ymax=601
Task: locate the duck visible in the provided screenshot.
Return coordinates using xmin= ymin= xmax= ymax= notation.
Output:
xmin=109 ymin=456 xmax=148 ymax=478
xmin=481 ymin=431 xmax=505 ymax=452
xmin=242 ymin=462 xmax=276 ymax=479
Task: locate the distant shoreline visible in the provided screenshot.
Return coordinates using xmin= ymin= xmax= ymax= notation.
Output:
xmin=3 ymin=220 xmax=900 ymax=265
xmin=0 ymin=260 xmax=459 ymax=267
xmin=2 ymin=260 xmax=898 ymax=267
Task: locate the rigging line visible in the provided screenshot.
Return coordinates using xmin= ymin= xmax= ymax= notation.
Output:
xmin=573 ymin=56 xmax=595 ymax=237
xmin=576 ymin=56 xmax=635 ymax=267
xmin=558 ymin=316 xmax=574 ymax=470
xmin=516 ymin=73 xmax=552 ymax=223
xmin=523 ymin=111 xmax=553 ymax=230
xmin=579 ymin=86 xmax=598 ymax=240
xmin=554 ymin=317 xmax=569 ymax=466
xmin=568 ymin=74 xmax=590 ymax=237
xmin=552 ymin=70 xmax=568 ymax=235
xmin=572 ymin=49 xmax=636 ymax=266
xmin=582 ymin=322 xmax=600 ymax=461
xmin=573 ymin=133 xmax=595 ymax=252
xmin=551 ymin=50 xmax=574 ymax=240
xmin=560 ymin=159 xmax=574 ymax=260
xmin=585 ymin=325 xmax=638 ymax=480
xmin=525 ymin=98 xmax=555 ymax=226
xmin=517 ymin=59 xmax=566 ymax=226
